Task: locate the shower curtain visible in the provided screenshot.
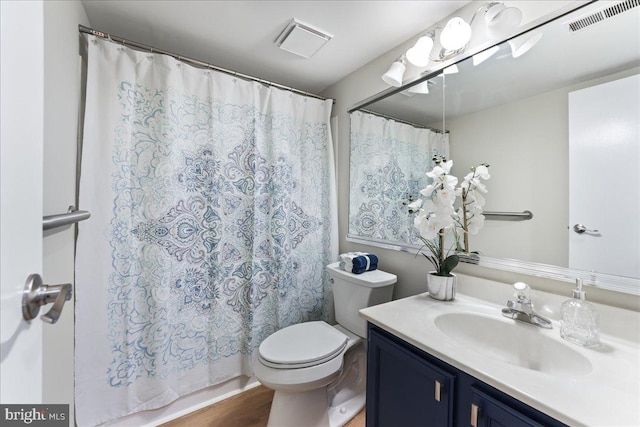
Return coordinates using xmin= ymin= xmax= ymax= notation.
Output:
xmin=75 ymin=35 xmax=337 ymax=426
xmin=349 ymin=110 xmax=449 ymax=245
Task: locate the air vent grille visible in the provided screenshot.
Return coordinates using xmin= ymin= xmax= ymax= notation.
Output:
xmin=604 ymin=0 xmax=640 ymax=17
xmin=568 ymin=0 xmax=639 ymax=32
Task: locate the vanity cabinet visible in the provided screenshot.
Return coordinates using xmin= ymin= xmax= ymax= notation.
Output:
xmin=366 ymin=324 xmax=566 ymax=427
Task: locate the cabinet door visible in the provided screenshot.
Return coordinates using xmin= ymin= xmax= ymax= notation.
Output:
xmin=367 ymin=326 xmax=455 ymax=427
xmin=470 ymin=388 xmax=545 ymax=427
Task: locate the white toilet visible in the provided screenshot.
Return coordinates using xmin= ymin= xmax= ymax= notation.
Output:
xmin=254 ymin=261 xmax=397 ymax=427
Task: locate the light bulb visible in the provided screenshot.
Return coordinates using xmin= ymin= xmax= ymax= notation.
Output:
xmin=440 ymin=17 xmax=471 ymax=51
xmin=485 ymin=3 xmax=522 ymax=41
xmin=406 ymin=35 xmax=434 ymax=67
xmin=382 ymin=57 xmax=406 ymax=87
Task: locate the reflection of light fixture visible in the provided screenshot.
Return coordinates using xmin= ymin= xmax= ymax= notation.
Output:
xmin=406 ymin=34 xmax=435 ymax=67
xmin=443 ymin=64 xmax=459 ymax=74
xmin=485 ymin=3 xmax=522 ymax=40
xmin=382 ymin=56 xmax=406 ymax=87
xmin=473 ymin=45 xmax=500 ymax=66
xmin=509 ymin=31 xmax=543 ymax=58
xmin=440 ymin=17 xmax=472 ymax=50
xmin=408 ymin=80 xmax=430 ymax=94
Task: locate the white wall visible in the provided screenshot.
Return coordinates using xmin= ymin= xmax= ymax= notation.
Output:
xmin=42 ymin=1 xmax=90 ymax=423
xmin=320 ymin=1 xmax=639 ymax=311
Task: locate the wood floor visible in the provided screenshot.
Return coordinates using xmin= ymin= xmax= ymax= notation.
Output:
xmin=160 ymin=385 xmax=366 ymax=427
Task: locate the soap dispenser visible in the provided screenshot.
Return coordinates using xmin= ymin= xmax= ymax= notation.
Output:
xmin=560 ymin=278 xmax=600 ymax=347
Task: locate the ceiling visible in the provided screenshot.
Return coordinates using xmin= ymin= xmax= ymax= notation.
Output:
xmin=80 ymin=1 xmax=470 ymax=94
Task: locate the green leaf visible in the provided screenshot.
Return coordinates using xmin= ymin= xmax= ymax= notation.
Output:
xmin=439 ymin=254 xmax=459 ymax=276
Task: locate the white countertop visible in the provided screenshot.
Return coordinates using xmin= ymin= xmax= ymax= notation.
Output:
xmin=360 ymin=290 xmax=640 ymax=427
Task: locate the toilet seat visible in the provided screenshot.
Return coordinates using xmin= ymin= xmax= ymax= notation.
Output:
xmin=259 ymin=321 xmax=348 ymax=369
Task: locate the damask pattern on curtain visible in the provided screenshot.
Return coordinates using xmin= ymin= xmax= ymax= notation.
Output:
xmin=75 ymin=36 xmax=337 ymax=426
xmin=349 ymin=111 xmax=449 ymax=245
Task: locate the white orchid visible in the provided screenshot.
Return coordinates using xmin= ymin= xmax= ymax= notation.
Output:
xmin=412 ymin=157 xmax=460 ymax=276
xmin=456 ymin=163 xmax=490 ymax=252
xmin=466 ymin=214 xmax=485 ymax=235
xmin=411 ymin=158 xmax=490 ymax=268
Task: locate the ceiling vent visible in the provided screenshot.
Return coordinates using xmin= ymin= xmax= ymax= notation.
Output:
xmin=567 ymin=0 xmax=639 ymax=32
xmin=275 ymin=19 xmax=333 ymax=59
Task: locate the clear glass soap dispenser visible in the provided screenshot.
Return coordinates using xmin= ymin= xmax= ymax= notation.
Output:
xmin=560 ymin=278 xmax=600 ymax=347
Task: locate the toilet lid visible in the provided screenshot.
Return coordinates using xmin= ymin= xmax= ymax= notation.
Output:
xmin=259 ymin=321 xmax=348 ymax=369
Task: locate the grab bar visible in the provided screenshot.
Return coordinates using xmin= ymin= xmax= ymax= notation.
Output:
xmin=43 ymin=206 xmax=91 ymax=230
xmin=484 ymin=210 xmax=533 ymax=221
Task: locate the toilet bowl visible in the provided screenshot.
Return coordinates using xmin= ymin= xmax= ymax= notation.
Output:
xmin=254 ymin=262 xmax=397 ymax=427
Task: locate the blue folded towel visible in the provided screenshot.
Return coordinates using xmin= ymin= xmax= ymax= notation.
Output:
xmin=351 ymin=254 xmax=378 ymax=274
xmin=339 ymin=252 xmax=366 ymax=271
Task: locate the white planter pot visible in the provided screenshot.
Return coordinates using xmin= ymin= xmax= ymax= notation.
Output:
xmin=427 ymin=272 xmax=456 ymax=301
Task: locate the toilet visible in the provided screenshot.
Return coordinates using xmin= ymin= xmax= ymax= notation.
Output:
xmin=253 ymin=261 xmax=397 ymax=427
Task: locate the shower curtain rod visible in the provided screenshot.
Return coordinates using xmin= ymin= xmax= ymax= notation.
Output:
xmin=358 ymin=109 xmax=449 ymax=134
xmin=79 ymin=25 xmax=331 ymax=102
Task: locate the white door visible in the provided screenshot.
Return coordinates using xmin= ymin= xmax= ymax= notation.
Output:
xmin=568 ymin=74 xmax=640 ymax=278
xmin=1 ymin=1 xmax=45 ymax=403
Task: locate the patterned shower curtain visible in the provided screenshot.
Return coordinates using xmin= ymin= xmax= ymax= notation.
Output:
xmin=349 ymin=110 xmax=449 ymax=245
xmin=75 ymin=35 xmax=337 ymax=426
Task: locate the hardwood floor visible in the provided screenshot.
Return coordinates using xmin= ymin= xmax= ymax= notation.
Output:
xmin=160 ymin=385 xmax=366 ymax=427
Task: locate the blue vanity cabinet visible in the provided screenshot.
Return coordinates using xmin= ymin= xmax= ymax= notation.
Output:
xmin=366 ymin=324 xmax=456 ymax=427
xmin=367 ymin=324 xmax=567 ymax=427
xmin=469 ymin=388 xmax=544 ymax=427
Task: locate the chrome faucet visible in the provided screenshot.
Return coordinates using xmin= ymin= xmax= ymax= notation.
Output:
xmin=501 ymin=282 xmax=552 ymax=329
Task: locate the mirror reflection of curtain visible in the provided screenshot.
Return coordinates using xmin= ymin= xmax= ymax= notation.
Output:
xmin=349 ymin=111 xmax=449 ymax=245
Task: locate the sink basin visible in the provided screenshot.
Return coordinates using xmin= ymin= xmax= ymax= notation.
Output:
xmin=435 ymin=312 xmax=592 ymax=377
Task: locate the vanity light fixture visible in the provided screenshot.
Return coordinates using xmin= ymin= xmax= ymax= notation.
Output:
xmin=406 ymin=33 xmax=435 ymax=67
xmin=509 ymin=30 xmax=543 ymax=58
xmin=382 ymin=55 xmax=407 ymax=87
xmin=484 ymin=2 xmax=523 ymax=40
xmin=440 ymin=17 xmax=472 ymax=50
xmin=382 ymin=2 xmax=537 ymax=86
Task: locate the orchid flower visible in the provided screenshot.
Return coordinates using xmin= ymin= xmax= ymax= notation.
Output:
xmin=411 ymin=158 xmax=490 ymax=272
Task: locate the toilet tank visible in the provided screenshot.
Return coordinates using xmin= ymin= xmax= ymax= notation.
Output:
xmin=326 ymin=262 xmax=397 ymax=338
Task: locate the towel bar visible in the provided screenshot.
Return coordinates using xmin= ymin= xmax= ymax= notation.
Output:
xmin=43 ymin=206 xmax=91 ymax=230
xmin=484 ymin=210 xmax=533 ymax=221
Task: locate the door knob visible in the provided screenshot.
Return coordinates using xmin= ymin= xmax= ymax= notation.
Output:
xmin=573 ymin=224 xmax=599 ymax=234
xmin=22 ymin=274 xmax=72 ymax=324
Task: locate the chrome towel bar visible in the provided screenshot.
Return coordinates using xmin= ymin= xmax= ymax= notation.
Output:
xmin=484 ymin=210 xmax=533 ymax=221
xmin=43 ymin=206 xmax=91 ymax=230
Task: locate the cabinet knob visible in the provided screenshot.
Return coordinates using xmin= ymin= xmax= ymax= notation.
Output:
xmin=434 ymin=380 xmax=441 ymax=402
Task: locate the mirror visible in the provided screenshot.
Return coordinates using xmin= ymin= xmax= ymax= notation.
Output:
xmin=348 ymin=1 xmax=640 ymax=293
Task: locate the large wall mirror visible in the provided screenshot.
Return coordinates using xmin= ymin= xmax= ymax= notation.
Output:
xmin=348 ymin=1 xmax=640 ymax=294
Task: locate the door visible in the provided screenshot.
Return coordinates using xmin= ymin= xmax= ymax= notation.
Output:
xmin=1 ymin=0 xmax=45 ymax=403
xmin=568 ymin=74 xmax=640 ymax=278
